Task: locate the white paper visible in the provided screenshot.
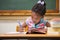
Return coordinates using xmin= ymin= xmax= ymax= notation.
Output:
xmin=5 ymin=32 xmax=26 ymax=34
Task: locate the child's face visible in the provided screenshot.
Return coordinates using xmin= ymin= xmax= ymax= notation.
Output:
xmin=31 ymin=11 xmax=42 ymax=24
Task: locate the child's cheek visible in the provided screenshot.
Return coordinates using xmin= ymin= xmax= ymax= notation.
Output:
xmin=36 ymin=20 xmax=40 ymax=23
xmin=33 ymin=19 xmax=36 ymax=23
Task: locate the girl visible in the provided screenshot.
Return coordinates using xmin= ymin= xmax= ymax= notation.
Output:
xmin=19 ymin=0 xmax=50 ymax=34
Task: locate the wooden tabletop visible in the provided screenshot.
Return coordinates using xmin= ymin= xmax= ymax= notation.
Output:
xmin=0 ymin=34 xmax=60 ymax=38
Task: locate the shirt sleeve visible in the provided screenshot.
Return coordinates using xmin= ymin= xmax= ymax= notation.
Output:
xmin=43 ymin=20 xmax=48 ymax=26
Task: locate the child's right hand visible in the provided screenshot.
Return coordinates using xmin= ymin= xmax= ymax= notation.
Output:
xmin=18 ymin=28 xmax=24 ymax=32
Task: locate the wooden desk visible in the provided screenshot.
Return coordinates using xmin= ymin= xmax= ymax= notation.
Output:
xmin=0 ymin=34 xmax=60 ymax=40
xmin=0 ymin=34 xmax=60 ymax=38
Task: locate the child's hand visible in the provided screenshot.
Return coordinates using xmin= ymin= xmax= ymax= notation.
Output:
xmin=37 ymin=28 xmax=47 ymax=33
xmin=31 ymin=28 xmax=47 ymax=33
xmin=18 ymin=28 xmax=24 ymax=32
xmin=31 ymin=28 xmax=38 ymax=32
xmin=28 ymin=28 xmax=37 ymax=33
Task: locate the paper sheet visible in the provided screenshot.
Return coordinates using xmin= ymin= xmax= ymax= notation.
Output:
xmin=5 ymin=32 xmax=26 ymax=34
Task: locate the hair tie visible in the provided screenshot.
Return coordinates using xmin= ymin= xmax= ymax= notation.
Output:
xmin=37 ymin=0 xmax=44 ymax=5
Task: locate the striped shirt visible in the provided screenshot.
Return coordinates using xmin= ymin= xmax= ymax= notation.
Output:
xmin=25 ymin=17 xmax=48 ymax=32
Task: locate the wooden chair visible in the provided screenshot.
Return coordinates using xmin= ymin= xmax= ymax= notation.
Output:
xmin=16 ymin=25 xmax=28 ymax=32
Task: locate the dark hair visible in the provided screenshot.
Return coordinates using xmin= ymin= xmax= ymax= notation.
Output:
xmin=32 ymin=0 xmax=46 ymax=16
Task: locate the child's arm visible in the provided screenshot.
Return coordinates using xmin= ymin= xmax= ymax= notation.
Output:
xmin=31 ymin=28 xmax=47 ymax=33
xmin=31 ymin=22 xmax=50 ymax=33
xmin=22 ymin=22 xmax=27 ymax=28
xmin=18 ymin=22 xmax=27 ymax=32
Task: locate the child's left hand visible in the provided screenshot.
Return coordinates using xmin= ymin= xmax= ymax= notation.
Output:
xmin=31 ymin=28 xmax=47 ymax=33
xmin=31 ymin=28 xmax=38 ymax=32
xmin=37 ymin=28 xmax=47 ymax=33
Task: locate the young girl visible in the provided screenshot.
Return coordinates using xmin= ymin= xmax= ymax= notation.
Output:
xmin=19 ymin=0 xmax=50 ymax=34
